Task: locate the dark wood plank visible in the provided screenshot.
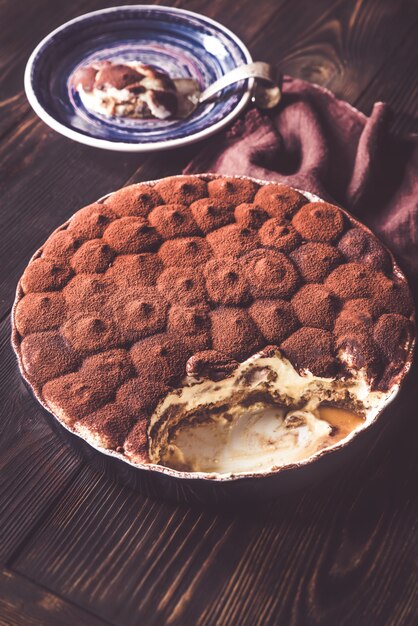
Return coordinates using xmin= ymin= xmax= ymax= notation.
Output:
xmin=354 ymin=25 xmax=418 ymax=135
xmin=0 ymin=566 xmax=110 ymax=626
xmin=181 ymin=0 xmax=292 ymax=45
xmin=0 ymin=0 xmax=86 ymax=138
xmin=10 ymin=461 xmax=256 ymax=626
xmin=250 ymin=0 xmax=418 ymax=108
xmin=0 ymin=316 xmax=82 ymax=562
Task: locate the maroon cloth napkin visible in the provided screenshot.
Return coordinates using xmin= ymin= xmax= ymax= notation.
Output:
xmin=184 ymin=76 xmax=418 ymax=286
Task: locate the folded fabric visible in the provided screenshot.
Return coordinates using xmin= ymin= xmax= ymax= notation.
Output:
xmin=184 ymin=76 xmax=418 ymax=285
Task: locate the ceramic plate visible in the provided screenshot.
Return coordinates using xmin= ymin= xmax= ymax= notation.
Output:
xmin=24 ymin=5 xmax=253 ymax=152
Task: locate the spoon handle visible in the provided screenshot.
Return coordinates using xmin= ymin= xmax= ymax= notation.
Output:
xmin=199 ymin=62 xmax=281 ymax=104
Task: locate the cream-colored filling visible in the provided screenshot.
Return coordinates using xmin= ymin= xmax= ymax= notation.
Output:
xmin=75 ymin=61 xmax=176 ymax=120
xmin=78 ymin=85 xmax=173 ymax=120
xmin=75 ymin=62 xmax=200 ymax=120
xmin=148 ymin=350 xmax=389 ymax=476
xmin=164 ymin=406 xmax=365 ymax=473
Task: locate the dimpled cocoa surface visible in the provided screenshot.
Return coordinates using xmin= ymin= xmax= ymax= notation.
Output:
xmin=13 ymin=175 xmax=415 ymax=464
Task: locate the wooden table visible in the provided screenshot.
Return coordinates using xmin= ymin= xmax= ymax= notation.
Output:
xmin=0 ymin=1 xmax=417 ymax=624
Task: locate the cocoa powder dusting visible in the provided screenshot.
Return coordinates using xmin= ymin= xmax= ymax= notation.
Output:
xmin=13 ymin=175 xmax=415 ymax=462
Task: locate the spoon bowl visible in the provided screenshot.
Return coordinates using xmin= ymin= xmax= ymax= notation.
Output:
xmin=174 ymin=62 xmax=282 ymax=118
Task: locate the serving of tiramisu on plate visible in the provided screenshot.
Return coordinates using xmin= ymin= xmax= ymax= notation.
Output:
xmin=24 ymin=6 xmax=253 ymax=151
xmin=12 ymin=175 xmax=415 ymax=481
xmin=71 ymin=61 xmax=180 ymax=121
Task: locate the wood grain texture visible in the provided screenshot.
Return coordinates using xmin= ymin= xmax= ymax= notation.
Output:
xmin=0 ymin=0 xmax=417 ymax=625
xmin=354 ymin=24 xmax=418 ymax=135
xmin=251 ymin=0 xmax=418 ymax=106
xmin=0 ymin=317 xmax=82 ymax=562
xmin=0 ymin=567 xmax=110 ymax=626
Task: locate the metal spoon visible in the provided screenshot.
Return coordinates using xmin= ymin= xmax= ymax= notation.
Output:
xmin=173 ymin=62 xmax=282 ymax=118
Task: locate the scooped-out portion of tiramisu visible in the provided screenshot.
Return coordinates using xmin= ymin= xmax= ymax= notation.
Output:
xmin=12 ymin=175 xmax=415 ymax=477
xmin=71 ymin=61 xmax=178 ymax=119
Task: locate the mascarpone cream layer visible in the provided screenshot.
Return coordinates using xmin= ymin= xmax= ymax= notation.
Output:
xmin=148 ymin=350 xmax=389 ymax=475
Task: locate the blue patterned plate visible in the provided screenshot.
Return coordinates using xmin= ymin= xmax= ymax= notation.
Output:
xmin=24 ymin=5 xmax=253 ymax=152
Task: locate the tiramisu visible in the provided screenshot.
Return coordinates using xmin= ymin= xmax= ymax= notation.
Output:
xmin=72 ymin=61 xmax=178 ymax=120
xmin=12 ymin=175 xmax=415 ymax=476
